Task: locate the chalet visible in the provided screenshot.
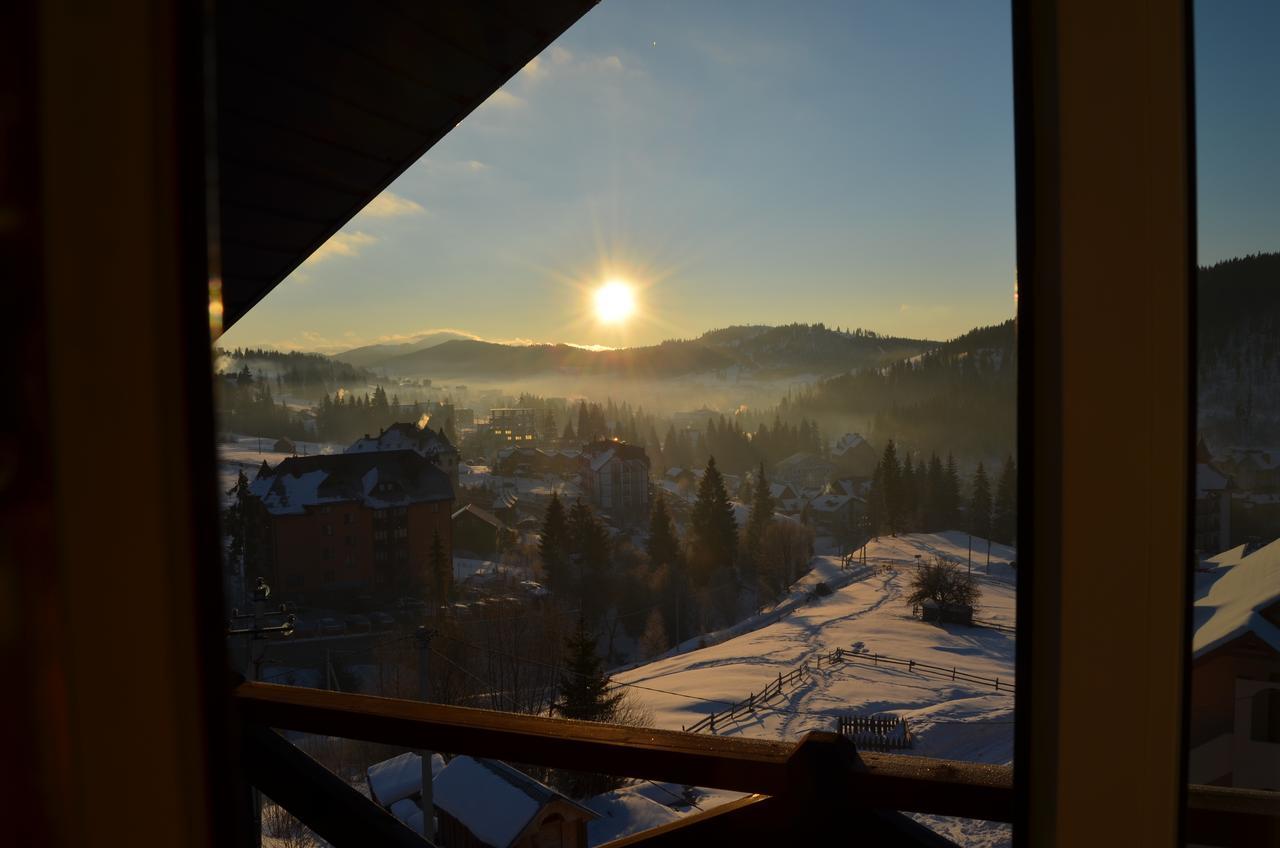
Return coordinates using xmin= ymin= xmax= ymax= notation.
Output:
xmin=769 ymin=481 xmax=805 ymax=514
xmin=273 ymin=436 xmax=296 ymax=454
xmin=1187 ymin=540 xmax=1280 ymax=790
xmin=805 ymin=492 xmax=861 ymax=536
xmin=248 ymin=450 xmax=454 ymax=606
xmin=347 ymin=421 xmax=460 ymax=493
xmin=432 ymin=756 xmax=598 ymax=848
xmin=579 ymin=440 xmax=651 ymax=525
xmin=831 ymin=432 xmax=878 ymax=478
xmin=491 ymin=488 xmax=520 ymax=524
xmin=773 ymin=451 xmax=837 ymax=490
xmin=452 ymin=503 xmax=512 ymax=559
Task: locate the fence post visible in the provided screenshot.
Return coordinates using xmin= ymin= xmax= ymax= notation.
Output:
xmin=952 ymin=666 xmax=956 ymax=680
xmin=709 ymin=713 xmax=716 ymax=734
xmin=995 ymin=678 xmax=1000 ymax=691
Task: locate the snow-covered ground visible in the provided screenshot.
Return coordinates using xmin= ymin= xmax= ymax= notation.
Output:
xmin=605 ymin=532 xmax=1016 ymax=847
xmin=217 ymin=435 xmax=341 ymax=505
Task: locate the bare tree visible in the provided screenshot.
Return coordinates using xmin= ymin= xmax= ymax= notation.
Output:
xmin=906 ymin=556 xmax=982 ymax=610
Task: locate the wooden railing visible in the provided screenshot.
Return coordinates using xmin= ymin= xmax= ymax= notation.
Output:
xmin=233 ymin=679 xmax=1279 ymax=846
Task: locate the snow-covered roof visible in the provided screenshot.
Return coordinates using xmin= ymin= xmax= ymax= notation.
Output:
xmin=831 ymin=433 xmax=869 ymax=457
xmin=774 ymin=452 xmax=835 ymax=473
xmin=432 ymin=756 xmax=596 ymax=848
xmin=367 ymin=751 xmax=423 ymax=807
xmin=389 ymin=798 xmax=425 ymax=836
xmin=589 ymin=447 xmax=617 ymax=472
xmin=1192 ymin=538 xmax=1280 ymax=659
xmin=346 ymin=422 xmax=455 ymax=458
xmin=250 ymin=451 xmax=452 ymax=515
xmin=1196 ymin=462 xmax=1230 ymax=496
xmin=452 ymin=503 xmax=504 ymax=529
xmin=807 ymin=494 xmax=854 ymax=512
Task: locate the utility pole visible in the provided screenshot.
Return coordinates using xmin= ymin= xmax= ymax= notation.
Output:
xmin=416 ymin=626 xmax=437 ymax=841
xmin=967 ymin=534 xmax=973 ymax=577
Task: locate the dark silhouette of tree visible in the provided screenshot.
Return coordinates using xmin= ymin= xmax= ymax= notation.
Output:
xmin=743 ymin=462 xmax=775 ymax=585
xmin=992 ymin=456 xmax=1017 ymax=545
xmin=969 ymin=462 xmax=993 ymax=541
xmin=689 ymin=456 xmax=737 ymax=586
xmin=906 ymin=556 xmax=981 ymax=610
xmin=539 ymin=493 xmax=570 ymax=594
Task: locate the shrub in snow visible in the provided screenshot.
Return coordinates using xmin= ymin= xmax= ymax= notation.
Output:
xmin=812 ymin=581 xmax=833 ymax=597
xmin=906 ymin=556 xmax=981 ymax=612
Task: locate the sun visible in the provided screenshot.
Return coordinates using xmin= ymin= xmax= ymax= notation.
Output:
xmin=594 ymin=279 xmax=636 ymax=324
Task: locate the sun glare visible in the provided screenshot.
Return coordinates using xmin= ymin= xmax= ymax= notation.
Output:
xmin=594 ymin=280 xmax=636 ymax=324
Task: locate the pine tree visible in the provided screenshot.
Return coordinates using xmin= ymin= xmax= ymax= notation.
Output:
xmin=992 ymin=456 xmax=1017 ymax=545
xmin=924 ymin=453 xmax=945 ymax=530
xmin=689 ymin=456 xmax=738 ymax=585
xmin=561 ymin=419 xmax=576 ymax=443
xmin=743 ymin=463 xmax=775 ymax=582
xmin=556 ymin=620 xmax=623 ymax=722
xmin=901 ymin=456 xmax=918 ymax=533
xmin=879 ymin=441 xmax=903 ymax=534
xmin=646 ymin=494 xmax=679 ymax=569
xmin=539 ymin=492 xmax=570 ymax=593
xmin=969 ymin=462 xmax=993 ymax=540
xmin=942 ymin=453 xmax=963 ymax=529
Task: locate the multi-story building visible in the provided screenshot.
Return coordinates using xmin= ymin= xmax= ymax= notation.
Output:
xmin=248 ymin=450 xmax=454 ymax=607
xmin=489 ymin=407 xmax=538 ymax=443
xmin=347 ymin=421 xmax=460 ymax=493
xmin=579 ymin=440 xmax=651 ymax=524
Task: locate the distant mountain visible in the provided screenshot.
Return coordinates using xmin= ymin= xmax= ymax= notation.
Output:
xmin=1197 ymin=252 xmax=1280 ymax=445
xmin=332 ymin=331 xmax=477 ymax=368
xmin=366 ymin=324 xmax=935 ymax=381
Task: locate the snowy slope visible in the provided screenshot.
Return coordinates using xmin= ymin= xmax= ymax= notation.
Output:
xmin=607 ymin=532 xmax=1016 ymax=847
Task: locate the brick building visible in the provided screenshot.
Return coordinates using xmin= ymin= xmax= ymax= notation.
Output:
xmin=249 ymin=450 xmax=454 ymax=607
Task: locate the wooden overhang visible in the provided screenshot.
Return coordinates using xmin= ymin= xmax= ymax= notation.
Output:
xmin=214 ymin=0 xmax=600 ymax=328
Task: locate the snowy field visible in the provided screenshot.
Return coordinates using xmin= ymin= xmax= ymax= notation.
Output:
xmin=606 ymin=532 xmax=1017 ymax=847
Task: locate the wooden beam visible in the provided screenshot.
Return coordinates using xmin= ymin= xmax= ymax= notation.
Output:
xmin=233 ymin=682 xmax=1014 ymax=821
xmin=243 ymin=724 xmax=430 ymax=848
xmin=1185 ymin=785 xmax=1280 ymax=848
xmin=1015 ymin=0 xmax=1193 ymax=845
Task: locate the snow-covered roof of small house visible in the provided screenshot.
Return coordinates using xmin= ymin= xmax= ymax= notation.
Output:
xmin=807 ymin=493 xmax=855 ymax=512
xmin=346 ymin=422 xmax=455 ymax=459
xmin=492 ymin=489 xmax=519 ymax=510
xmin=432 ymin=756 xmax=597 ymax=848
xmin=831 ymin=433 xmax=870 ymax=457
xmin=1192 ymin=537 xmax=1280 ymax=659
xmin=249 ymin=450 xmax=452 ymax=515
xmin=1195 ymin=462 xmax=1230 ymax=497
xmin=453 ymin=503 xmax=505 ymax=529
xmin=366 ymin=751 xmax=446 ymax=808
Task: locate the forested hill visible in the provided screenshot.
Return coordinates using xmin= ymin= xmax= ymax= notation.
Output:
xmin=1197 ymin=252 xmax=1280 ymax=444
xmin=364 ymin=323 xmax=933 ymax=380
xmin=781 ymin=320 xmax=1016 ymax=465
xmin=216 ymin=347 xmax=373 ymax=392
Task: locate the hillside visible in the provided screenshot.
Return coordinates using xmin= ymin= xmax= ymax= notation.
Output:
xmin=611 ymin=532 xmax=1016 ymax=848
xmin=783 ymin=319 xmax=1017 ymax=464
xmin=366 ymin=323 xmax=934 ymax=381
xmin=1197 ymin=252 xmax=1280 ymax=445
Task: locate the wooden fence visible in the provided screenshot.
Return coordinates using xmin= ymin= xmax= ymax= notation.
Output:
xmin=835 ymin=714 xmax=912 ymax=751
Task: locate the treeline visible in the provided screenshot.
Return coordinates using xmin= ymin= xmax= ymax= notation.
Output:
xmin=216 ymin=366 xmax=309 ymax=441
xmin=867 ymin=440 xmax=1017 ymax=545
xmin=315 ymin=386 xmax=450 ymax=444
xmin=536 ymin=457 xmax=813 ymax=661
xmin=216 ymin=346 xmax=373 ymax=394
xmin=784 ymin=320 xmax=1016 ymax=464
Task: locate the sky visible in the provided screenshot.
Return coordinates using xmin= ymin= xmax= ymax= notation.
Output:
xmin=219 ymin=0 xmax=1278 ymax=355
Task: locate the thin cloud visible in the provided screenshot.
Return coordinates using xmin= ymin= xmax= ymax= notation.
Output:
xmin=359 ymin=190 xmax=424 ymax=219
xmin=482 ymin=89 xmax=525 ymax=109
xmin=303 ymin=230 xmax=377 ymax=266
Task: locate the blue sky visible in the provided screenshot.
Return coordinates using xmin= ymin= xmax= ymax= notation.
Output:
xmin=220 ymin=0 xmax=1276 ymax=354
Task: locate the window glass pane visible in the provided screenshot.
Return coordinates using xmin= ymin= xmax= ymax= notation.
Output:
xmin=1187 ymin=0 xmax=1280 ymax=840
xmin=215 ymin=2 xmax=1017 ymax=843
